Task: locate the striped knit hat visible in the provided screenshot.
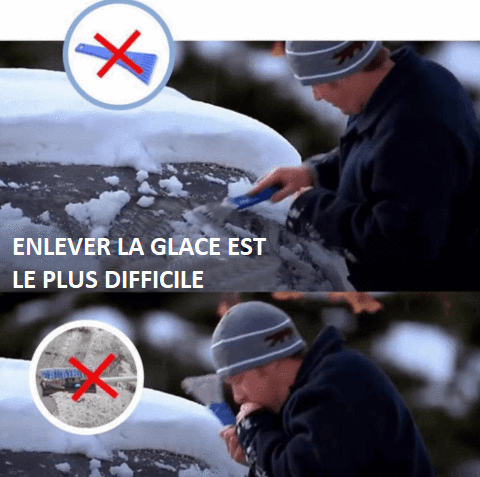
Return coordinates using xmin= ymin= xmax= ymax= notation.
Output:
xmin=286 ymin=41 xmax=383 ymax=85
xmin=212 ymin=301 xmax=306 ymax=377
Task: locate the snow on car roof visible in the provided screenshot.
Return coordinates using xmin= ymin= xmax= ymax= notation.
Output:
xmin=0 ymin=357 xmax=245 ymax=477
xmin=0 ymin=68 xmax=301 ymax=178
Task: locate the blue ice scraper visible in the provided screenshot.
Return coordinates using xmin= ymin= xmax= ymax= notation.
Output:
xmin=181 ymin=373 xmax=236 ymax=426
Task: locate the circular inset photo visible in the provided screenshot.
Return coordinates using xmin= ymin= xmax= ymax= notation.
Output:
xmin=29 ymin=320 xmax=144 ymax=435
xmin=63 ymin=0 xmax=175 ymax=109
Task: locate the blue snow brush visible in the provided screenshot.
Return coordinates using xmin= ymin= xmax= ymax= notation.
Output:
xmin=75 ymin=43 xmax=157 ymax=84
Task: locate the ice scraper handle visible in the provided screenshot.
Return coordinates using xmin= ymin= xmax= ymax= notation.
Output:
xmin=230 ymin=184 xmax=282 ymax=210
xmin=208 ymin=402 xmax=236 ymax=425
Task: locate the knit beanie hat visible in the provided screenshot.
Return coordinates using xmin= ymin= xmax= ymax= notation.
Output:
xmin=212 ymin=301 xmax=306 ymax=377
xmin=286 ymin=41 xmax=383 ymax=85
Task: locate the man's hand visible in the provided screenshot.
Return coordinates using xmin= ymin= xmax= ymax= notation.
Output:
xmin=220 ymin=403 xmax=264 ymax=464
xmin=248 ymin=165 xmax=315 ymax=203
xmin=220 ymin=425 xmax=247 ymax=464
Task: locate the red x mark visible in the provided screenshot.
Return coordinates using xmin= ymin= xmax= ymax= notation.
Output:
xmin=94 ymin=30 xmax=143 ymax=78
xmin=69 ymin=354 xmax=118 ymax=401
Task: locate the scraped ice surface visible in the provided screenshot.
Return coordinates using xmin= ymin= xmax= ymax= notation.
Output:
xmin=179 ymin=464 xmax=214 ymax=476
xmin=0 ymin=69 xmax=301 ymax=177
xmin=0 ymin=358 xmax=246 ymax=477
xmin=65 ymin=190 xmax=131 ymax=238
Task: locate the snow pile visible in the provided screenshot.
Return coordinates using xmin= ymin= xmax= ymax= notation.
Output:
xmin=0 ymin=358 xmax=245 ymax=477
xmin=55 ymin=462 xmax=71 ymax=473
xmin=0 ymin=68 xmax=301 ymax=178
xmin=137 ymin=181 xmax=157 ymax=195
xmin=109 ymin=462 xmax=134 ymax=477
xmin=135 ymin=170 xmax=149 ymax=182
xmin=0 ymin=202 xmax=52 ymax=232
xmin=137 ymin=196 xmax=155 ymax=208
xmin=39 ymin=210 xmax=51 ymax=223
xmin=159 ymin=176 xmax=189 ymax=197
xmin=65 ymin=190 xmax=131 ymax=238
xmin=104 ymin=176 xmax=120 ymax=187
xmin=0 ymin=202 xmax=100 ymax=275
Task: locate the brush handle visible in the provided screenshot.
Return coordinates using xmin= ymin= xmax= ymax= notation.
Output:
xmin=102 ymin=376 xmax=137 ymax=383
xmin=75 ymin=43 xmax=114 ymax=61
xmin=230 ymin=184 xmax=282 ymax=210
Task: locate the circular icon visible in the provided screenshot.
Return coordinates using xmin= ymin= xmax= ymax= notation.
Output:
xmin=29 ymin=320 xmax=144 ymax=435
xmin=63 ymin=0 xmax=175 ymax=109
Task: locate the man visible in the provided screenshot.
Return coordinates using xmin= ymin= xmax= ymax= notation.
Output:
xmin=250 ymin=42 xmax=480 ymax=290
xmin=212 ymin=301 xmax=435 ymax=477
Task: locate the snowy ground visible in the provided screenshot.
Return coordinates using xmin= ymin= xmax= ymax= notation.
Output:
xmin=0 ymin=357 xmax=247 ymax=477
xmin=0 ymin=68 xmax=352 ymax=292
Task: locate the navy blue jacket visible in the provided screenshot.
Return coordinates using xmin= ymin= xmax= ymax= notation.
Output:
xmin=286 ymin=47 xmax=480 ymax=291
xmin=236 ymin=326 xmax=435 ymax=477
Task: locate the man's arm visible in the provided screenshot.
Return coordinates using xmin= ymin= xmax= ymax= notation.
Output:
xmin=303 ymin=146 xmax=341 ymax=191
xmin=287 ymin=118 xmax=472 ymax=271
xmin=232 ymin=353 xmax=435 ymax=477
xmin=231 ymin=363 xmax=360 ymax=477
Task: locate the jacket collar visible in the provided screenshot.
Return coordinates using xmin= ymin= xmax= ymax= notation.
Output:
xmin=291 ymin=325 xmax=345 ymax=391
xmin=346 ymin=46 xmax=418 ymax=136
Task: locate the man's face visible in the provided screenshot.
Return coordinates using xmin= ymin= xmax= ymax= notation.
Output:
xmin=311 ymin=77 xmax=363 ymax=115
xmin=225 ymin=365 xmax=284 ymax=413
